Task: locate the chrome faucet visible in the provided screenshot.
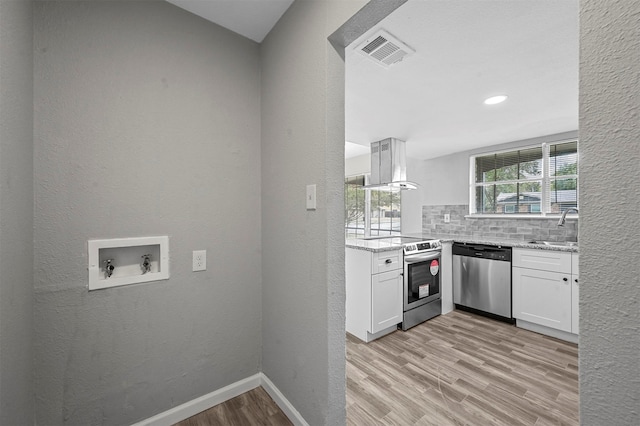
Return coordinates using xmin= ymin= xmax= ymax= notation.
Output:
xmin=558 ymin=207 xmax=579 ymax=226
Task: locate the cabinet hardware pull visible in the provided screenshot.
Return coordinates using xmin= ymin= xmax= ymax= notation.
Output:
xmin=385 ymin=259 xmax=392 ymax=264
xmin=563 ymin=277 xmax=568 ymax=282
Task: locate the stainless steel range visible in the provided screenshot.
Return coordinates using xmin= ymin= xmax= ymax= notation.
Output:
xmin=400 ymin=237 xmax=442 ymax=330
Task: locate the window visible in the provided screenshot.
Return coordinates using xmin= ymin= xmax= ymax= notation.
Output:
xmin=369 ymin=187 xmax=402 ymax=236
xmin=345 ymin=175 xmax=401 ymax=238
xmin=548 ymin=142 xmax=579 ymax=213
xmin=345 ymin=175 xmax=366 ymax=238
xmin=471 ymin=140 xmax=578 ymax=215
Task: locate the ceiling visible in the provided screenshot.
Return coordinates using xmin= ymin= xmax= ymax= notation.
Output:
xmin=165 ymin=0 xmax=294 ymax=43
xmin=165 ymin=0 xmax=578 ymax=162
xmin=346 ymin=0 xmax=579 ymax=160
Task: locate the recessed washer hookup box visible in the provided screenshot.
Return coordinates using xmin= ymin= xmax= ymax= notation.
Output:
xmin=87 ymin=236 xmax=169 ymax=290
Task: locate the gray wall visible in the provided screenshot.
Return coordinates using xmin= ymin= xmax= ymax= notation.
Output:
xmin=33 ymin=1 xmax=262 ymax=424
xmin=260 ymin=1 xmax=368 ymax=424
xmin=0 ymin=0 xmax=34 ymax=424
xmin=7 ymin=1 xmax=638 ymax=425
xmin=580 ymin=0 xmax=640 ymax=424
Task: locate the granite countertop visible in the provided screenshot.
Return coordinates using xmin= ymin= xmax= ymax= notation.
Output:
xmin=346 ymin=234 xmax=578 ymax=253
xmin=345 ymin=237 xmax=407 ymax=253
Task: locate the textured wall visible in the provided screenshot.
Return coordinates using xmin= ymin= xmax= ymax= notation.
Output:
xmin=0 ymin=0 xmax=34 ymax=424
xmin=33 ymin=1 xmax=262 ymax=424
xmin=580 ymin=0 xmax=640 ymax=424
xmin=260 ymin=0 xmax=369 ymax=424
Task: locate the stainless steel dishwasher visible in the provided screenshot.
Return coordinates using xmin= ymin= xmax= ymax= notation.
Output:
xmin=452 ymin=243 xmax=513 ymax=322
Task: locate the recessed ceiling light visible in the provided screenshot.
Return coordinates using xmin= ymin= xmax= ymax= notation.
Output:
xmin=484 ymin=95 xmax=508 ymax=105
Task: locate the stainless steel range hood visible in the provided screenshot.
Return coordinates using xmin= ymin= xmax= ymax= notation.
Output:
xmin=364 ymin=138 xmax=418 ymax=191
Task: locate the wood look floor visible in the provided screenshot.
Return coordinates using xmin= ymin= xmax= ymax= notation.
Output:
xmin=347 ymin=310 xmax=579 ymax=425
xmin=176 ymin=310 xmax=578 ymax=425
xmin=174 ymin=386 xmax=292 ymax=426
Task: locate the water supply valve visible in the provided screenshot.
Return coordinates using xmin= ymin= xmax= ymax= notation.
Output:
xmin=103 ymin=259 xmax=115 ymax=278
xmin=141 ymin=254 xmax=152 ymax=274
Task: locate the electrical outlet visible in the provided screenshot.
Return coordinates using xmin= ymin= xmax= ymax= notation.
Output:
xmin=444 ymin=213 xmax=451 ymax=223
xmin=192 ymin=250 xmax=206 ymax=272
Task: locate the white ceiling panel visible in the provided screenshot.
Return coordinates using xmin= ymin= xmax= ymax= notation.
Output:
xmin=346 ymin=0 xmax=579 ymax=160
xmin=166 ymin=0 xmax=294 ymax=43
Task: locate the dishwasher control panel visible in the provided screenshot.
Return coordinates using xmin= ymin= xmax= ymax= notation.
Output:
xmin=452 ymin=243 xmax=512 ymax=261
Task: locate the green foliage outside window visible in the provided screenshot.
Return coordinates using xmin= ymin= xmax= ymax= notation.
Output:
xmin=345 ymin=175 xmax=401 ymax=237
xmin=473 ymin=141 xmax=578 ymax=214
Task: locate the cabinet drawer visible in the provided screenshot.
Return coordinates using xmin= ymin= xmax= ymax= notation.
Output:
xmin=513 ymin=248 xmax=571 ymax=273
xmin=372 ymin=250 xmax=401 ymax=274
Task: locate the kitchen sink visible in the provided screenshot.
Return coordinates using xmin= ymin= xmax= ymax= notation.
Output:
xmin=528 ymin=240 xmax=578 ymax=247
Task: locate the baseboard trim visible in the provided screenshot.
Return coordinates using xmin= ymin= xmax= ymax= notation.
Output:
xmin=131 ymin=373 xmax=308 ymax=426
xmin=516 ymin=319 xmax=579 ymax=344
xmin=132 ymin=373 xmax=261 ymax=426
xmin=260 ymin=374 xmax=310 ymax=426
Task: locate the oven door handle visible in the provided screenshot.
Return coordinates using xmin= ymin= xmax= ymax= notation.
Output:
xmin=404 ymin=251 xmax=440 ymax=264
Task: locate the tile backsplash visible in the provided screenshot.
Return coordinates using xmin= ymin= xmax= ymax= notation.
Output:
xmin=422 ymin=204 xmax=578 ymax=242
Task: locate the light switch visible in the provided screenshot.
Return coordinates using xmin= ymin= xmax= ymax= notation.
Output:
xmin=306 ymin=184 xmax=316 ymax=210
xmin=444 ymin=213 xmax=451 ymax=223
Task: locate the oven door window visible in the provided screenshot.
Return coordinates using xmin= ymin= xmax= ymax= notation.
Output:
xmin=407 ymin=259 xmax=440 ymax=305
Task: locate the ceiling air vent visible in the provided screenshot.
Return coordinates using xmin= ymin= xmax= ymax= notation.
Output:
xmin=356 ymin=30 xmax=415 ymax=68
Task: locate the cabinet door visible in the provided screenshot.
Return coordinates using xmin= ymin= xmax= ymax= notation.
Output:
xmin=571 ymin=253 xmax=579 ymax=334
xmin=513 ymin=267 xmax=572 ymax=332
xmin=571 ymin=275 xmax=580 ymax=334
xmin=571 ymin=253 xmax=579 ymax=276
xmin=371 ymin=269 xmax=403 ymax=334
xmin=571 ymin=274 xmax=579 ymax=334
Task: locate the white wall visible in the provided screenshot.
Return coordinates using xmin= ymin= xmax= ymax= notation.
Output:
xmin=580 ymin=0 xmax=640 ymax=423
xmin=33 ymin=1 xmax=262 ymax=424
xmin=0 ymin=0 xmax=34 ymax=424
xmin=345 ymin=153 xmax=370 ymax=176
xmin=402 ymin=156 xmax=427 ymax=233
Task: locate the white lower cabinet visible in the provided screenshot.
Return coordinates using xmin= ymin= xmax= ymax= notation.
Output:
xmin=512 ymin=248 xmax=579 ymax=341
xmin=512 ymin=267 xmax=572 ymax=332
xmin=346 ymin=247 xmax=403 ymax=342
xmin=571 ymin=253 xmax=579 ymax=334
xmin=371 ymin=269 xmax=403 ymax=334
